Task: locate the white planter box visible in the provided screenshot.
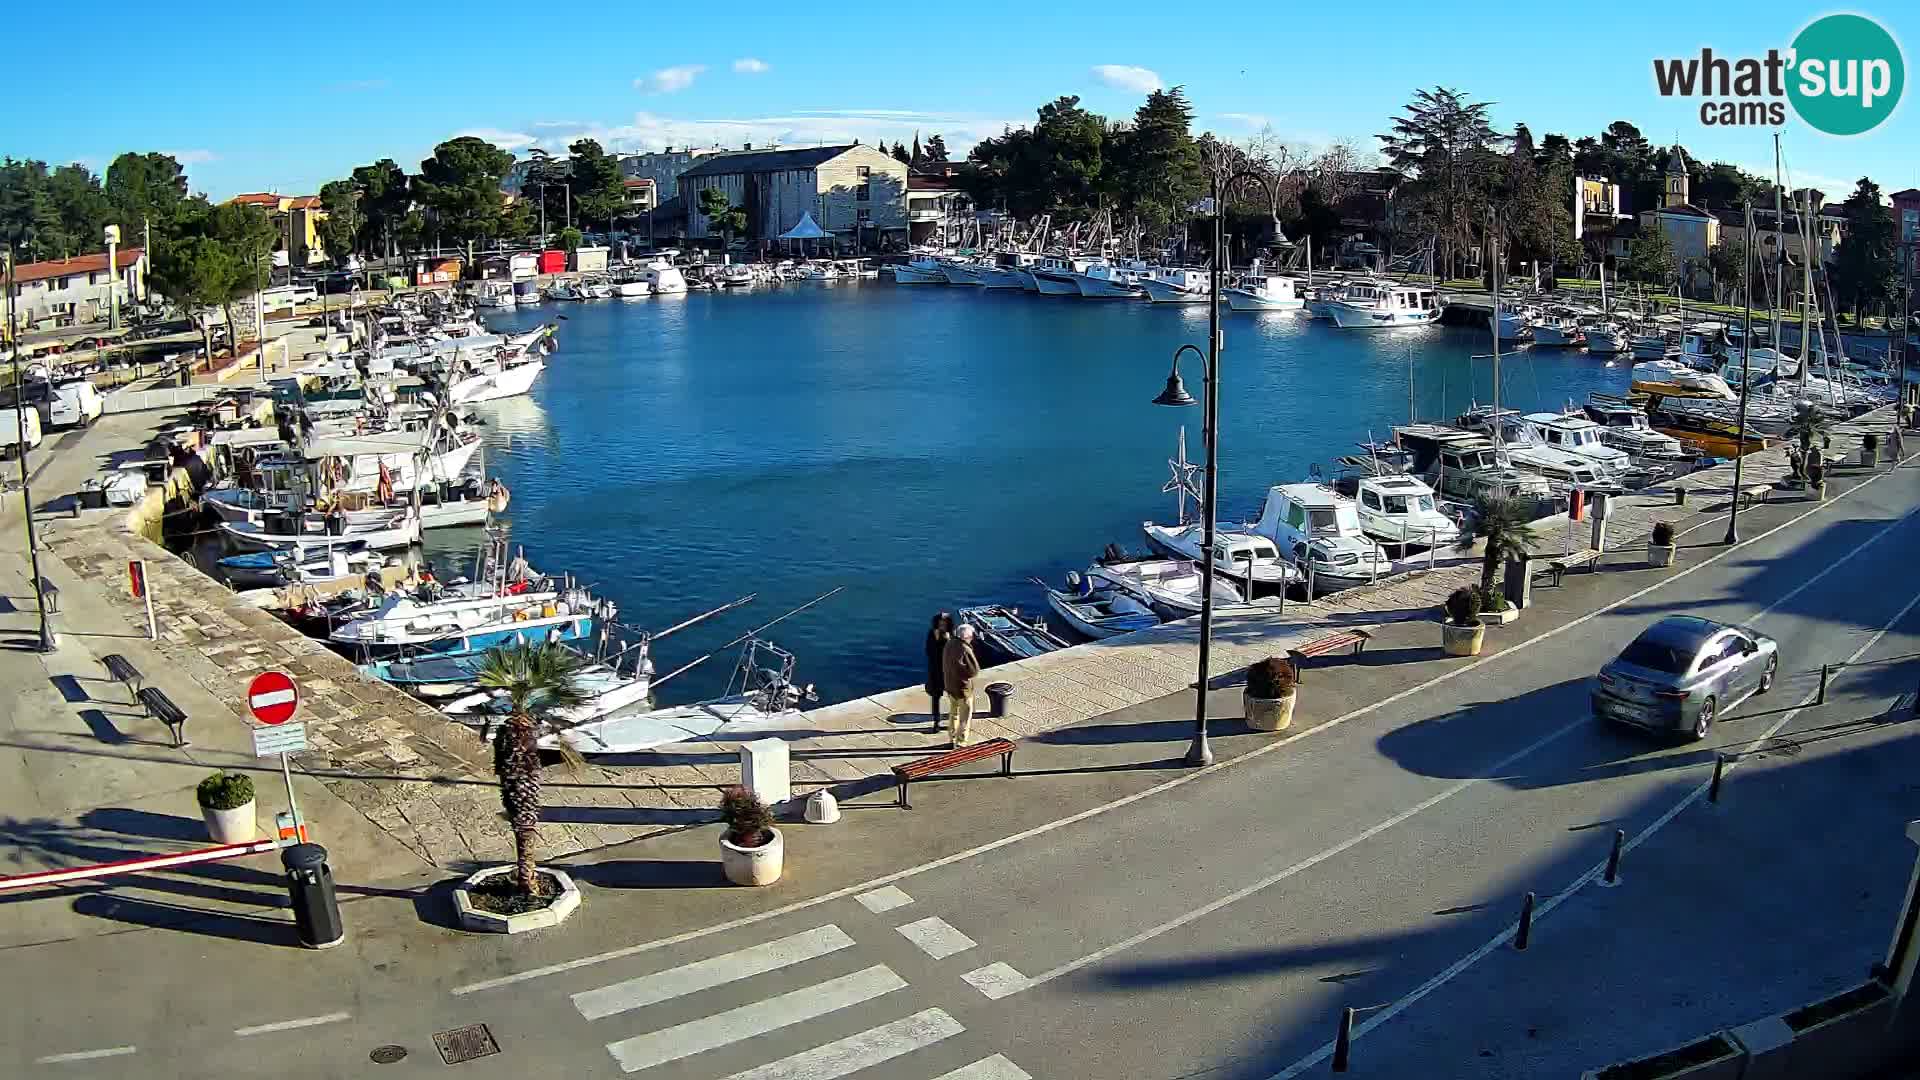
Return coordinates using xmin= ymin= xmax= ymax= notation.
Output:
xmin=721 ymin=827 xmax=784 ymax=886
xmin=1648 ymin=542 xmax=1677 ymax=568
xmin=453 ymin=866 xmax=582 ymax=934
xmin=1244 ymin=691 xmax=1296 ymax=732
xmin=201 ymin=801 xmax=257 ymax=844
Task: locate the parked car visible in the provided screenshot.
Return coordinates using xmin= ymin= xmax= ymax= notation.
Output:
xmin=1592 ymin=616 xmax=1778 ymax=740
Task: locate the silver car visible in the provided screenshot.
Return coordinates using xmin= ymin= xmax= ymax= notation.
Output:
xmin=1592 ymin=615 xmax=1779 ymax=740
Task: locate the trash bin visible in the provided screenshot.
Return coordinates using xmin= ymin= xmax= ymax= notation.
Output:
xmin=281 ymin=843 xmax=345 ymax=949
xmin=985 ymin=682 xmax=1014 ymax=719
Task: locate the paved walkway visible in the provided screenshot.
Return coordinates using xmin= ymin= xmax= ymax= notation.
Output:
xmin=10 ymin=384 xmax=1900 ymax=876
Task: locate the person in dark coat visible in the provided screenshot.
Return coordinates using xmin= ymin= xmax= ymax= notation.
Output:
xmin=923 ymin=612 xmax=953 ymax=731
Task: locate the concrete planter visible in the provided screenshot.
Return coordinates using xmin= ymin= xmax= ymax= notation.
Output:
xmin=720 ymin=827 xmax=784 ymax=886
xmin=1442 ymin=621 xmax=1485 ymax=656
xmin=452 ymin=866 xmax=582 ymax=934
xmin=1480 ymin=604 xmax=1520 ymax=625
xmin=1782 ymin=980 xmax=1894 ymax=1077
xmin=1648 ymin=542 xmax=1677 ymax=568
xmin=1579 ymin=1032 xmax=1744 ymax=1080
xmin=1244 ymin=690 xmax=1296 ymax=732
xmin=201 ymin=801 xmax=257 ymax=844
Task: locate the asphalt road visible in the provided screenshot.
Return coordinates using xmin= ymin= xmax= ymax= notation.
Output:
xmin=10 ymin=454 xmax=1920 ymax=1079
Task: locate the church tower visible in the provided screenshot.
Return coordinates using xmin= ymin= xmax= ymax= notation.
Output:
xmin=1663 ymin=146 xmax=1690 ymax=208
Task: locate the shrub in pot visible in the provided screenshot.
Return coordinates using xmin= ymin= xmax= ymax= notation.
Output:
xmin=1441 ymin=586 xmax=1486 ymax=657
xmin=1475 ymin=584 xmax=1519 ymax=624
xmin=1243 ymin=657 xmax=1298 ymax=732
xmin=718 ymin=786 xmax=783 ymax=886
xmin=1808 ymin=461 xmax=1827 ymax=499
xmin=196 ymin=771 xmax=257 ymax=844
xmin=1648 ymin=520 xmax=1678 ymax=568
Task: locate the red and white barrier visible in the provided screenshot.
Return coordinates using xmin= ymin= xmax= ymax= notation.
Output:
xmin=0 ymin=838 xmax=283 ymax=893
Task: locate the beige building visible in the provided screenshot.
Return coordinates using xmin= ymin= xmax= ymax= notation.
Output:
xmin=677 ymin=145 xmax=907 ymax=248
xmin=6 ymin=248 xmax=148 ymax=329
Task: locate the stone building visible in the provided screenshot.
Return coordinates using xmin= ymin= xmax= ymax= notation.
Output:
xmin=676 ymin=145 xmax=907 ymax=249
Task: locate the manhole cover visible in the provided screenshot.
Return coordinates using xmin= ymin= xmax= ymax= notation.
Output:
xmin=434 ymin=1024 xmax=500 ymax=1065
xmin=369 ymin=1045 xmax=408 ymax=1065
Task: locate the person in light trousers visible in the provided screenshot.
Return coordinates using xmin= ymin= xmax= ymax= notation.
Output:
xmin=942 ymin=622 xmax=982 ymax=748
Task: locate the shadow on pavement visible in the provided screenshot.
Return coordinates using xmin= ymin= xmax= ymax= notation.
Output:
xmin=70 ymin=893 xmax=299 ymax=947
xmin=540 ymin=804 xmax=716 ymax=827
xmin=562 ymin=859 xmax=730 ymax=890
xmin=78 ymin=808 xmax=205 ymax=842
xmin=1035 ymin=715 xmax=1255 ymax=746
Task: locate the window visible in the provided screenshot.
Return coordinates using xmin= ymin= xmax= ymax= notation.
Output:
xmin=856 ymin=166 xmax=870 ymax=178
xmin=1307 ymin=508 xmax=1338 ymax=534
xmin=856 ymin=209 xmax=871 ymax=223
xmin=1382 ymin=494 xmax=1408 ymax=514
xmin=1361 ymin=490 xmax=1383 ymax=510
xmin=1696 ymin=636 xmax=1744 ymax=671
xmin=1285 ymin=503 xmax=1307 ymax=529
xmin=1619 ymin=638 xmax=1691 ymax=675
xmin=855 ymin=165 xmax=871 ymax=202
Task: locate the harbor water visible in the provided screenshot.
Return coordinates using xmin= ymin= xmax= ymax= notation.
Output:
xmin=430 ymin=283 xmax=1636 ymax=704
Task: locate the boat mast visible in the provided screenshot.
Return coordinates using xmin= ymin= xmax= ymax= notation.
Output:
xmin=1490 ymin=212 xmax=1502 ymax=445
xmin=1770 ymin=133 xmax=1788 ymax=383
xmin=1799 ymin=188 xmax=1813 ymax=390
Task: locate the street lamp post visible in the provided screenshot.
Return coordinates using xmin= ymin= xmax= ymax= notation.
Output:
xmin=1726 ymin=204 xmax=1756 ymax=545
xmin=1152 ymin=166 xmax=1282 ymax=767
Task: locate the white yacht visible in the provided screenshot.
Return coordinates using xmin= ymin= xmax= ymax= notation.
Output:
xmin=636 ymin=255 xmax=688 ymax=294
xmin=1140 ymin=523 xmax=1302 ymax=594
xmin=1582 ymin=397 xmax=1691 ymax=460
xmin=1523 ymin=412 xmax=1633 ymax=478
xmin=1072 ymin=259 xmax=1145 ymax=299
xmin=1138 ymin=268 xmax=1212 ymax=304
xmin=1225 ymin=271 xmax=1305 ymax=312
xmin=1030 ymin=255 xmax=1090 ymax=296
xmin=1250 ymin=484 xmax=1394 ymax=590
xmin=1456 ymin=406 xmax=1609 ymax=488
xmin=1328 ymin=283 xmax=1440 ymax=329
xmin=447 ymin=349 xmax=545 ymax=405
xmin=1344 ymin=473 xmax=1462 ymax=548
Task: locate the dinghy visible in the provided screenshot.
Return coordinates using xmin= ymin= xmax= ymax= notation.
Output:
xmin=1038 ymin=574 xmax=1161 ymax=639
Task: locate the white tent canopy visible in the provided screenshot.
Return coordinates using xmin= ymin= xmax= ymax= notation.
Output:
xmin=779 ymin=212 xmax=827 ymax=240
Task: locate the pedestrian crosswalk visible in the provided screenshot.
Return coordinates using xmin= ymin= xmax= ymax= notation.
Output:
xmin=572 ymin=915 xmax=1034 ymax=1078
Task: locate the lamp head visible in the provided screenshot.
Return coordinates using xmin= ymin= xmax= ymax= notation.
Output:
xmin=1153 ymin=368 xmax=1198 ymax=408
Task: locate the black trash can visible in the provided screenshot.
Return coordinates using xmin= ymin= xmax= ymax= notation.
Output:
xmin=985 ymin=682 xmax=1014 ymax=719
xmin=282 ymin=843 xmax=345 ymax=949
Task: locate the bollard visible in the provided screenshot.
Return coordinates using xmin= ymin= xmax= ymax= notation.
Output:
xmin=1674 ymin=485 xmax=1687 ymax=507
xmin=1602 ymin=828 xmax=1625 ymax=886
xmin=1817 ymin=664 xmax=1831 ymax=706
xmin=985 ymin=682 xmax=1014 ymax=719
xmin=1306 ymin=559 xmax=1316 ymax=601
xmin=1709 ymin=754 xmax=1726 ymax=803
xmin=282 ymin=843 xmax=345 ymax=949
xmin=1513 ymin=891 xmax=1536 ymax=951
xmin=1331 ymin=1007 xmax=1355 ymax=1073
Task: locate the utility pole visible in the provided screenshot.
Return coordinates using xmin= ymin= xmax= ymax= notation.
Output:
xmin=4 ymin=249 xmax=56 ymax=653
xmin=1727 ymin=204 xmax=1756 ymax=545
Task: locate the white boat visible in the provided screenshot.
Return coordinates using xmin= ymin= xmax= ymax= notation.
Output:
xmin=1031 ymin=256 xmax=1090 ymax=296
xmin=1582 ymin=322 xmax=1630 ymax=355
xmin=547 ymin=639 xmax=817 ymax=755
xmin=446 ymin=646 xmax=656 ymax=731
xmin=330 ymin=585 xmax=604 ymax=658
xmin=1456 ymin=406 xmax=1610 ymax=488
xmin=1250 ymin=484 xmax=1394 ymax=591
xmin=1490 ymin=306 xmax=1536 ymax=342
xmin=1138 ymin=268 xmax=1211 ymax=304
xmin=1225 ymin=271 xmax=1305 ymax=312
xmin=1631 ymin=317 xmax=1684 ymax=359
xmin=1522 ymin=412 xmax=1633 ymax=479
xmin=1303 ymin=282 xmax=1341 ymax=319
xmin=714 ymin=264 xmax=756 ymax=288
xmin=1141 ymin=523 xmax=1302 ymax=593
xmin=217 ymin=544 xmax=375 ymax=589
xmin=1583 ymin=396 xmax=1691 ymax=460
xmin=1071 ymin=259 xmax=1144 ymax=299
xmin=1393 ymin=424 xmax=1555 ymax=506
xmin=1040 ymin=575 xmax=1161 ymax=639
xmin=615 ymin=280 xmax=652 ymax=298
xmin=1529 ymin=308 xmax=1587 ymax=347
xmin=220 ymin=506 xmax=421 ymax=554
xmin=1631 ymin=360 xmax=1734 ymax=400
xmin=891 ymin=254 xmax=949 ymax=285
xmin=1329 ymin=283 xmax=1439 ymax=329
xmin=473 ymin=282 xmax=517 ymax=309
xmin=447 ymin=352 xmax=545 ymax=405
xmin=940 ymin=259 xmax=989 ymax=286
xmin=1084 ymin=553 xmax=1242 ymax=619
xmin=980 ymin=252 xmax=1037 ymax=290
xmin=637 ymin=255 xmax=689 ymax=294
xmin=547 ymin=282 xmax=586 ymax=302
xmin=1343 ymin=473 xmax=1462 ymax=548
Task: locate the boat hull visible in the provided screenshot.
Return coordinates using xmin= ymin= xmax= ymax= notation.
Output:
xmin=1226 ymin=289 xmax=1304 ymax=312
xmin=1139 ymin=278 xmax=1210 ymax=304
xmin=891 ymin=265 xmax=946 ymax=284
xmin=1329 ymin=302 xmax=1435 ymax=329
xmin=1032 ymin=272 xmax=1081 ymax=296
xmin=1073 ymin=274 xmax=1143 ymax=299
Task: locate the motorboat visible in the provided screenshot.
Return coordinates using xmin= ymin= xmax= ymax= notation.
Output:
xmin=444 ymin=644 xmax=656 ymax=732
xmin=1138 ymin=268 xmax=1212 ymax=304
xmin=1582 ymin=322 xmax=1631 ymax=355
xmin=615 ymin=280 xmax=652 ymax=298
xmin=1328 ymin=282 xmax=1439 ymax=329
xmin=1520 ymin=412 xmax=1634 ymax=479
xmin=958 ymin=605 xmax=1067 ymax=661
xmin=1071 ymin=259 xmax=1145 ymax=299
xmin=220 ymin=505 xmax=421 ymax=554
xmin=1490 ymin=305 xmax=1536 ymax=342
xmin=1680 ymin=322 xmax=1728 ymax=367
xmin=1039 ymin=574 xmax=1161 ymax=639
xmin=1721 ymin=347 xmax=1797 ymax=388
xmin=1456 ymin=406 xmax=1610 ymax=488
xmin=1225 ymin=271 xmax=1305 ymax=312
xmin=1249 ymin=484 xmax=1394 ymax=591
xmin=1141 ymin=522 xmax=1303 ymax=595
xmin=1031 ymin=255 xmax=1092 ymax=296
xmin=1529 ymin=309 xmax=1588 ymax=347
xmin=1329 ymin=469 xmax=1462 ymax=548
xmin=446 ymin=349 xmax=545 ymax=405
xmin=218 ymin=544 xmax=375 ymax=589
xmin=1083 ymin=550 xmax=1242 ymax=619
xmin=1392 ymin=424 xmax=1554 ymax=507
xmin=545 ymin=639 xmax=818 ymax=756
xmin=1631 ymin=317 xmax=1684 ymax=359
xmin=473 ymin=282 xmax=517 ymax=309
xmin=891 ymin=253 xmax=950 ymax=285
xmin=547 ymin=282 xmax=586 ymax=302
xmin=714 ymin=264 xmax=756 ymax=288
xmin=1583 ymin=395 xmax=1692 ymax=460
xmin=939 ymin=258 xmax=990 ymax=287
xmin=981 ymin=252 xmax=1039 ymax=290
xmin=637 ymin=254 xmax=689 ymax=294
xmin=1631 ymin=359 xmax=1734 ymax=400
xmin=1303 ymin=282 xmax=1343 ymax=320
xmin=329 ymin=584 xmax=606 ymax=659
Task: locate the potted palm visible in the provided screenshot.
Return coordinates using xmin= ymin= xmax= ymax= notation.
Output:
xmin=1243 ymin=657 xmax=1298 ymax=732
xmin=1861 ymin=431 xmax=1880 ymax=467
xmin=1648 ymin=520 xmax=1678 ymax=567
xmin=196 ymin=771 xmax=257 ymax=844
xmin=718 ymin=786 xmax=783 ymax=886
xmin=1786 ymin=402 xmax=1829 ymax=484
xmin=1456 ymin=495 xmax=1533 ymax=625
xmin=453 ymin=641 xmax=588 ymax=933
xmin=1442 ymin=586 xmax=1485 ymax=656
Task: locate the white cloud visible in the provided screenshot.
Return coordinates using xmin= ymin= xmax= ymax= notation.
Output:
xmin=162 ymin=149 xmax=219 ymax=165
xmin=1218 ymin=112 xmax=1271 ymax=129
xmin=455 ymin=128 xmax=537 ymax=151
xmin=1090 ymin=64 xmax=1162 ymax=94
xmin=637 ymin=64 xmax=706 ymax=94
xmin=732 ymin=58 xmax=770 ymax=74
xmin=533 ymin=119 xmax=589 ymax=129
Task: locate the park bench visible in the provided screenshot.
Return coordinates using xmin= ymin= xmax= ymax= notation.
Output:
xmin=100 ymin=653 xmax=144 ymax=694
xmin=136 ymin=686 xmax=189 ymax=748
xmin=892 ymin=738 xmax=1016 ymax=809
xmin=1543 ymin=549 xmax=1602 ymax=586
xmin=1286 ymin=629 xmax=1373 ymax=682
xmin=1738 ymin=484 xmax=1772 ymax=509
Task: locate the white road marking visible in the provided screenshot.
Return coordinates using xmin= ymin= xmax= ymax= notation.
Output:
xmin=854 ymin=885 xmax=913 ymax=913
xmin=933 ymin=1054 xmax=1036 ymax=1080
xmin=452 ymin=457 xmax=1914 ymax=997
xmin=232 ymin=1011 xmax=351 ymax=1037
xmin=961 ymin=962 xmax=1032 ymax=1000
xmin=895 ymin=916 xmax=976 ymax=959
xmin=719 ymin=1008 xmax=962 ymax=1080
xmin=1266 ymin=580 xmax=1920 ymax=1080
xmin=574 ymin=925 xmax=855 ymax=1020
xmin=34 ymin=1047 xmax=137 ymax=1064
xmin=605 ymin=964 xmax=906 ymax=1074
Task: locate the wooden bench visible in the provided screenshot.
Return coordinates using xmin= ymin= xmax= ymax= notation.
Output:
xmin=1544 ymin=549 xmax=1602 ymax=586
xmin=1738 ymin=484 xmax=1772 ymax=509
xmin=1286 ymin=629 xmax=1372 ymax=682
xmin=100 ymin=653 xmax=144 ymax=694
xmin=892 ymin=738 xmax=1015 ymax=809
xmin=135 ymin=686 xmax=189 ymax=748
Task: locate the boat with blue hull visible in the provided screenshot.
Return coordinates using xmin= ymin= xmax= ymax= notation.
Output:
xmin=329 ymin=587 xmax=607 ymax=660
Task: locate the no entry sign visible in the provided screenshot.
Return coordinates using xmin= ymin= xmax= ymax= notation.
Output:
xmin=247 ymin=671 xmax=300 ymax=726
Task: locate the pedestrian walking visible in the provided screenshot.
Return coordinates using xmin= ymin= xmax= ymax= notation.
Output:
xmin=943 ymin=622 xmax=982 ymax=749
xmin=923 ymin=612 xmax=953 ymax=732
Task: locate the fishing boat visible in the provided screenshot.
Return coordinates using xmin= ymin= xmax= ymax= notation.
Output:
xmin=1455 ymin=406 xmax=1610 ymax=488
xmin=1529 ymin=308 xmax=1588 ymax=347
xmin=1583 ymin=395 xmax=1693 ymax=460
xmin=1327 ymin=465 xmax=1463 ymax=549
xmin=1521 ymin=412 xmax=1633 ymax=479
xmin=1037 ymin=575 xmax=1160 ymax=639
xmin=1070 ymin=259 xmax=1145 ymax=299
xmin=1225 ymin=271 xmax=1305 ymax=312
xmin=217 ymin=544 xmax=376 ymax=589
xmin=1581 ymin=321 xmax=1631 ymax=355
xmin=1030 ymin=255 xmax=1092 ymax=296
xmin=1249 ymin=484 xmax=1394 ymax=591
xmin=546 ymin=638 xmax=816 ymax=755
xmin=1084 ymin=548 xmax=1242 ymax=619
xmin=220 ymin=506 xmax=421 ymax=554
xmin=329 ymin=582 xmax=606 ymax=659
xmin=444 ymin=644 xmax=656 ymax=731
xmin=1328 ymin=282 xmax=1439 ymax=329
xmin=1140 ymin=523 xmax=1303 ymax=594
xmin=1137 ymin=268 xmax=1212 ymax=304
xmin=958 ymin=605 xmax=1067 ymax=661
xmin=891 ymin=253 xmax=950 ymax=285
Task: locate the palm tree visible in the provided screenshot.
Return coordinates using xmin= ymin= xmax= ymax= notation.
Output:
xmin=1456 ymin=495 xmax=1536 ymax=601
xmin=475 ymin=641 xmax=588 ymax=896
xmin=1785 ymin=401 xmax=1830 ymax=478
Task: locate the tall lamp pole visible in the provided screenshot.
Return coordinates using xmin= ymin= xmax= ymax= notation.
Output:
xmin=4 ymin=249 xmax=56 ymax=652
xmin=1726 ymin=204 xmax=1756 ymax=545
xmin=1152 ymin=167 xmax=1282 ymax=767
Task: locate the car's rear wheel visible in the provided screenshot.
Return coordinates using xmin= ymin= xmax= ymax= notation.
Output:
xmin=1757 ymin=655 xmax=1777 ymax=693
xmin=1690 ymin=695 xmax=1717 ymax=740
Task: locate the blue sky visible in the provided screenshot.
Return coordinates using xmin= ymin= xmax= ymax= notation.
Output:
xmin=6 ymin=2 xmax=1912 ymax=203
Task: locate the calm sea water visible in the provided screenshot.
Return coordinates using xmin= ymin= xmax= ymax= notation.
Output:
xmin=426 ymin=283 xmax=1634 ymax=704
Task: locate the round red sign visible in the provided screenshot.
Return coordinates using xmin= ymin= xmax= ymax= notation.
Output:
xmin=247 ymin=670 xmax=300 ymax=726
